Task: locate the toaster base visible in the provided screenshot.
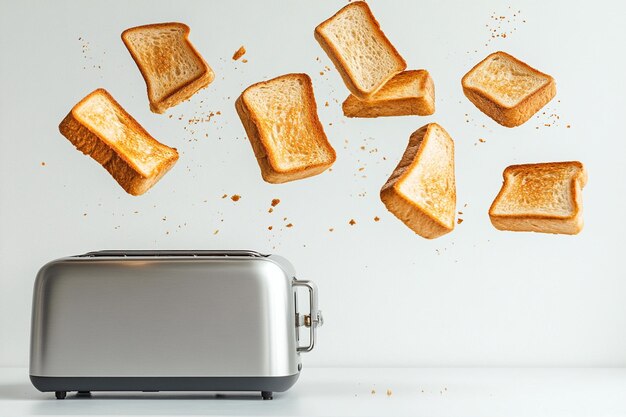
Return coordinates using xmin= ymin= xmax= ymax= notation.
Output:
xmin=31 ymin=374 xmax=299 ymax=399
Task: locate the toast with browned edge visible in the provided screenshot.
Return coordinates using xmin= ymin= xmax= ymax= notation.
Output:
xmin=343 ymin=70 xmax=435 ymax=117
xmin=122 ymin=22 xmax=214 ymax=114
xmin=315 ymin=1 xmax=406 ymax=100
xmin=462 ymin=51 xmax=555 ymax=127
xmin=59 ymin=89 xmax=179 ymax=195
xmin=235 ymin=73 xmax=336 ymax=184
xmin=489 ymin=161 xmax=587 ymax=234
xmin=380 ymin=123 xmax=456 ymax=239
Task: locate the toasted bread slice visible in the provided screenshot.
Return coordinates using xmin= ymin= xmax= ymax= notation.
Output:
xmin=122 ymin=22 xmax=214 ymax=114
xmin=380 ymin=123 xmax=456 ymax=239
xmin=343 ymin=70 xmax=435 ymax=118
xmin=315 ymin=1 xmax=406 ymax=100
xmin=462 ymin=51 xmax=555 ymax=127
xmin=489 ymin=161 xmax=587 ymax=234
xmin=59 ymin=89 xmax=179 ymax=195
xmin=235 ymin=73 xmax=336 ymax=184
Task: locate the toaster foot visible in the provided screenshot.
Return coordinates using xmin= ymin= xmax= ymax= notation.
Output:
xmin=55 ymin=391 xmax=66 ymax=400
xmin=261 ymin=391 xmax=273 ymax=400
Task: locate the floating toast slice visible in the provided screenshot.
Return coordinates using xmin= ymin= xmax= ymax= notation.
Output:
xmin=59 ymin=89 xmax=179 ymax=195
xmin=380 ymin=123 xmax=456 ymax=239
xmin=122 ymin=22 xmax=214 ymax=114
xmin=342 ymin=70 xmax=435 ymax=118
xmin=489 ymin=161 xmax=587 ymax=234
xmin=235 ymin=73 xmax=336 ymax=183
xmin=315 ymin=1 xmax=406 ymax=100
xmin=462 ymin=51 xmax=555 ymax=127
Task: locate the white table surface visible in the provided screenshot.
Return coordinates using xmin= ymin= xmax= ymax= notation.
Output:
xmin=2 ymin=367 xmax=625 ymax=417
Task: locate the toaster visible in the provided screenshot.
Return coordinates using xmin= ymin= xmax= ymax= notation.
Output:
xmin=30 ymin=250 xmax=323 ymax=400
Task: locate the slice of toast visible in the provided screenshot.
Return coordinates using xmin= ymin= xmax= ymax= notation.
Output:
xmin=59 ymin=89 xmax=179 ymax=195
xmin=122 ymin=22 xmax=214 ymax=114
xmin=342 ymin=70 xmax=435 ymax=118
xmin=380 ymin=123 xmax=456 ymax=239
xmin=315 ymin=1 xmax=406 ymax=100
xmin=462 ymin=51 xmax=555 ymax=127
xmin=235 ymin=73 xmax=336 ymax=184
xmin=489 ymin=161 xmax=587 ymax=234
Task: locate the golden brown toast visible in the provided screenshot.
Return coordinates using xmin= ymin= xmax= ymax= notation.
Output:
xmin=462 ymin=51 xmax=555 ymax=127
xmin=235 ymin=73 xmax=336 ymax=184
xmin=380 ymin=123 xmax=456 ymax=239
xmin=489 ymin=161 xmax=587 ymax=234
xmin=122 ymin=22 xmax=214 ymax=114
xmin=315 ymin=1 xmax=406 ymax=100
xmin=59 ymin=89 xmax=179 ymax=195
xmin=343 ymin=70 xmax=435 ymax=118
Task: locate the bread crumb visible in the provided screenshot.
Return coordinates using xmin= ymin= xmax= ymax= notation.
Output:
xmin=349 ymin=219 xmax=356 ymax=226
xmin=566 ymin=124 xmax=571 ymax=128
xmin=329 ymin=228 xmax=334 ymax=232
xmin=457 ymin=218 xmax=464 ymax=224
xmin=325 ymin=101 xmax=329 ymax=107
xmin=268 ymin=226 xmax=273 ymax=231
xmin=479 ymin=138 xmax=486 ymax=143
xmin=458 ymin=211 xmax=463 ymax=215
xmin=41 ymin=161 xmax=46 ymax=166
xmin=221 ymin=194 xmax=228 ymax=199
xmin=371 ymin=389 xmax=376 ymax=395
xmin=242 ymin=59 xmax=248 ymax=63
xmin=386 ymin=389 xmax=392 ymax=396
xmin=230 ymin=195 xmax=241 ymax=202
xmin=83 ymin=213 xmax=87 ymax=216
xmin=213 ymin=229 xmax=219 ymax=235
xmin=232 ymin=46 xmax=246 ymax=61
xmin=319 ymin=71 xmax=324 ymax=76
xmin=286 ymin=223 xmax=293 ymax=228
xmin=374 ymin=216 xmax=380 ymax=222
xmin=271 ymin=198 xmax=281 ymax=207
xmin=268 ymin=207 xmax=274 ymax=213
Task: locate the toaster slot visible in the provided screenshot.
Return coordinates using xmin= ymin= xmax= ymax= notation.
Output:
xmin=78 ymin=250 xmax=267 ymax=258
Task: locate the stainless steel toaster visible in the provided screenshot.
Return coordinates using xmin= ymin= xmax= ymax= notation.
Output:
xmin=30 ymin=250 xmax=323 ymax=400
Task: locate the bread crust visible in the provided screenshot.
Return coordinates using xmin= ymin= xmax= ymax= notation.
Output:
xmin=121 ymin=22 xmax=215 ymax=114
xmin=461 ymin=51 xmax=556 ymax=127
xmin=488 ymin=161 xmax=587 ymax=234
xmin=58 ymin=89 xmax=179 ymax=196
xmin=235 ymin=73 xmax=336 ymax=184
xmin=315 ymin=1 xmax=406 ymax=100
xmin=380 ymin=123 xmax=455 ymax=239
xmin=342 ymin=70 xmax=435 ymax=117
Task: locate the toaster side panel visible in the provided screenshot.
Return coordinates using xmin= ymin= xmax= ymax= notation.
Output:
xmin=30 ymin=257 xmax=299 ymax=378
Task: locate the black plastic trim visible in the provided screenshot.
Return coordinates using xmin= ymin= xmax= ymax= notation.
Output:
xmin=31 ymin=374 xmax=299 ymax=394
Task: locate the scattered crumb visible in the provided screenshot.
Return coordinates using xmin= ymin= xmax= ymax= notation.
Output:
xmin=271 ymin=198 xmax=281 ymax=207
xmin=457 ymin=218 xmax=464 ymax=224
xmin=83 ymin=213 xmax=87 ymax=216
xmin=319 ymin=71 xmax=324 ymax=76
xmin=286 ymin=223 xmax=293 ymax=228
xmin=213 ymin=229 xmax=219 ymax=235
xmin=268 ymin=208 xmax=274 ymax=213
xmin=325 ymin=101 xmax=329 ymax=107
xmin=458 ymin=211 xmax=463 ymax=215
xmin=232 ymin=46 xmax=246 ymax=61
xmin=479 ymin=138 xmax=486 ymax=143
xmin=268 ymin=226 xmax=273 ymax=231
xmin=349 ymin=219 xmax=356 ymax=226
xmin=230 ymin=194 xmax=241 ymax=202
xmin=242 ymin=59 xmax=248 ymax=63
xmin=566 ymin=124 xmax=571 ymax=128
xmin=41 ymin=161 xmax=46 ymax=166
xmin=374 ymin=216 xmax=380 ymax=222
xmin=221 ymin=194 xmax=228 ymax=199
xmin=371 ymin=389 xmax=376 ymax=395
xmin=386 ymin=389 xmax=392 ymax=397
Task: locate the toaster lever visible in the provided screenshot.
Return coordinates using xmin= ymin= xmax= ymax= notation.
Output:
xmin=293 ymin=279 xmax=322 ymax=353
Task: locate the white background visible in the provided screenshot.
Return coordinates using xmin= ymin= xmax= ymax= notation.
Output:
xmin=1 ymin=0 xmax=625 ymax=369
